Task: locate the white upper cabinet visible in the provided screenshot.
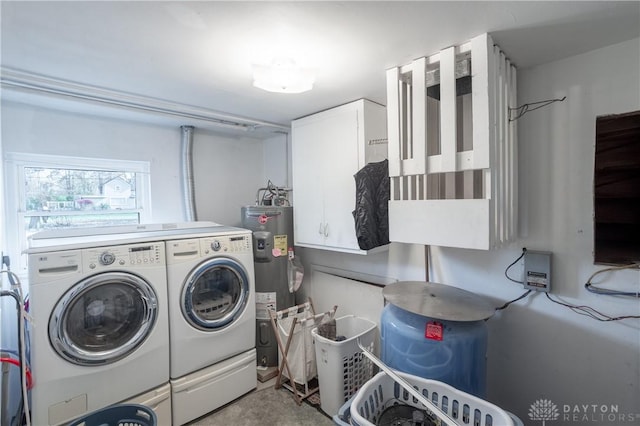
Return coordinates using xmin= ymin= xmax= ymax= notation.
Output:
xmin=291 ymin=99 xmax=388 ymax=254
xmin=386 ymin=33 xmax=517 ymax=250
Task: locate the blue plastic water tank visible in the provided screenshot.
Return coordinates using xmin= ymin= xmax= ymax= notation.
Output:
xmin=380 ymin=281 xmax=494 ymax=398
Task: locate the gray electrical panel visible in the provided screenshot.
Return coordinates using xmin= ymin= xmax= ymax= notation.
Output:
xmin=524 ymin=250 xmax=552 ymax=292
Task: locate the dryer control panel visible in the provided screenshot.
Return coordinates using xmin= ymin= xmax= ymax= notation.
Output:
xmin=202 ymin=234 xmax=251 ymax=255
xmin=84 ymin=242 xmax=164 ymax=269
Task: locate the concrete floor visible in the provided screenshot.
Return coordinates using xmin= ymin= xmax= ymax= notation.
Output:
xmin=188 ymin=378 xmax=334 ymax=426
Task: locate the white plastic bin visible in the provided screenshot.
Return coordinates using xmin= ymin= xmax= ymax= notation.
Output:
xmin=350 ymin=370 xmax=519 ymax=426
xmin=312 ymin=315 xmax=377 ymax=417
xmin=335 ymin=391 xmax=524 ymax=426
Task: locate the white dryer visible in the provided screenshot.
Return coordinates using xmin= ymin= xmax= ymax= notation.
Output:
xmin=165 ymin=227 xmax=256 ymax=425
xmin=27 ymin=240 xmax=169 ymax=425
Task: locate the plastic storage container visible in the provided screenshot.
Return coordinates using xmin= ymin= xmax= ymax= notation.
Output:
xmin=381 ymin=303 xmax=488 ymax=397
xmin=335 ymin=389 xmax=523 ymax=426
xmin=312 ymin=315 xmax=377 ymax=417
xmin=333 ymin=397 xmax=353 ymax=426
xmin=381 ymin=281 xmax=495 ymax=398
xmin=350 ymin=371 xmax=518 ymax=426
xmin=67 ymin=404 xmax=157 ymax=426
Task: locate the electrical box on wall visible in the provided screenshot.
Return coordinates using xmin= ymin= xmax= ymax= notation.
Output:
xmin=524 ymin=251 xmax=552 ymax=292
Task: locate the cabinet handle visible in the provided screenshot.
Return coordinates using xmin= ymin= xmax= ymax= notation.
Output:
xmin=318 ymin=223 xmax=324 ymax=234
xmin=324 ymin=223 xmax=329 ymax=237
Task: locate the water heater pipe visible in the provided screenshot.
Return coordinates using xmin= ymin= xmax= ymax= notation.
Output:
xmin=181 ymin=125 xmax=197 ymax=221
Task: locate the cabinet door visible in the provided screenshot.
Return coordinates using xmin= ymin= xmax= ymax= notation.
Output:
xmin=320 ymin=108 xmax=360 ymax=250
xmin=292 ymin=100 xmax=387 ymax=253
xmin=292 ymin=116 xmax=327 ymax=247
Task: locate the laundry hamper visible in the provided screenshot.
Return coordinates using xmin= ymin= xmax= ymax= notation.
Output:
xmin=67 ymin=404 xmax=156 ymax=426
xmin=270 ymin=301 xmax=337 ymax=405
xmin=312 ymin=315 xmax=377 ymax=416
xmin=349 ymin=371 xmax=522 ymax=426
xmin=274 ymin=302 xmax=334 ymax=386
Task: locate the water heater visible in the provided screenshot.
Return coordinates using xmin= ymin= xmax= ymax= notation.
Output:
xmin=241 ymin=205 xmax=295 ymax=371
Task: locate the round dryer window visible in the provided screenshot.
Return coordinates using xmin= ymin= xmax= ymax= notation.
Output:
xmin=182 ymin=257 xmax=250 ymax=330
xmin=49 ymin=272 xmax=158 ymax=365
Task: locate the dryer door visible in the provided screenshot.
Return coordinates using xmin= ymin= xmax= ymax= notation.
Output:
xmin=49 ymin=272 xmax=158 ymax=366
xmin=181 ymin=257 xmax=250 ymax=331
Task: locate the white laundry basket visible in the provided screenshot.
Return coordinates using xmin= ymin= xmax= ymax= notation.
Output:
xmin=350 ymin=370 xmax=518 ymax=426
xmin=312 ymin=315 xmax=377 ymax=417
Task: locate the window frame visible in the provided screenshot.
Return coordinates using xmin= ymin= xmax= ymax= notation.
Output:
xmin=4 ymin=152 xmax=151 ymax=273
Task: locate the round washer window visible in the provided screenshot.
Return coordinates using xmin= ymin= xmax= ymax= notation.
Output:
xmin=49 ymin=272 xmax=157 ymax=366
xmin=182 ymin=257 xmax=249 ymax=330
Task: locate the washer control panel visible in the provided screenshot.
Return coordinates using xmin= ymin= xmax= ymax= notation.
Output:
xmin=202 ymin=234 xmax=251 ymax=255
xmin=84 ymin=242 xmax=165 ymax=269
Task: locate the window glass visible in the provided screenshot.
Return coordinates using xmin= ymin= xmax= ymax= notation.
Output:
xmin=23 ymin=167 xmax=140 ymax=237
xmin=4 ymin=153 xmax=151 ymax=272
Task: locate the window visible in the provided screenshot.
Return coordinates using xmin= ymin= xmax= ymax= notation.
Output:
xmin=4 ymin=153 xmax=151 ymax=272
xmin=593 ymin=110 xmax=640 ymax=265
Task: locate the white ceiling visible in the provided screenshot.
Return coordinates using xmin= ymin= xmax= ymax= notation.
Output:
xmin=1 ymin=1 xmax=639 ymax=131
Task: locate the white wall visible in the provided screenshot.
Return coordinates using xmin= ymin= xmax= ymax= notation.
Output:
xmin=192 ymin=128 xmax=267 ymax=227
xmin=427 ymin=38 xmax=640 ymax=423
xmin=294 ymin=243 xmax=427 ymax=331
xmin=262 ymin=133 xmax=290 ymax=189
xmin=1 ymin=101 xmax=185 ymax=221
xmin=1 ymin=100 xmax=268 ymax=237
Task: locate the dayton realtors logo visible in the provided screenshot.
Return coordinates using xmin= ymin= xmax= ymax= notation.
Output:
xmin=529 ymin=399 xmax=640 ymax=424
xmin=529 ymin=399 xmax=560 ymax=425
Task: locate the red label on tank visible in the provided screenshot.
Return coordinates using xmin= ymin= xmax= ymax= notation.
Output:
xmin=258 ymin=215 xmax=268 ymax=224
xmin=425 ymin=321 xmax=443 ymax=341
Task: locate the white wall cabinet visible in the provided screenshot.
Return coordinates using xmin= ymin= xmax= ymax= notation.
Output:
xmin=291 ymin=99 xmax=387 ymax=254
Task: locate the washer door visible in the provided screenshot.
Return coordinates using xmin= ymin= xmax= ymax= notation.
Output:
xmin=181 ymin=257 xmax=250 ymax=331
xmin=49 ymin=272 xmax=158 ymax=366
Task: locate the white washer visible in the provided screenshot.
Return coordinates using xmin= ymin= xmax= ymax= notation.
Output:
xmin=27 ymin=239 xmax=169 ymax=425
xmin=165 ymin=227 xmax=256 ymax=425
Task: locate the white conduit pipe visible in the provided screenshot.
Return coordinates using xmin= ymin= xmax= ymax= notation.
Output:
xmin=1 ymin=68 xmax=290 ymax=133
xmin=181 ymin=125 xmax=197 ymax=221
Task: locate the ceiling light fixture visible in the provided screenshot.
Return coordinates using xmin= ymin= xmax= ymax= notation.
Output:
xmin=252 ymin=58 xmax=315 ymax=94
